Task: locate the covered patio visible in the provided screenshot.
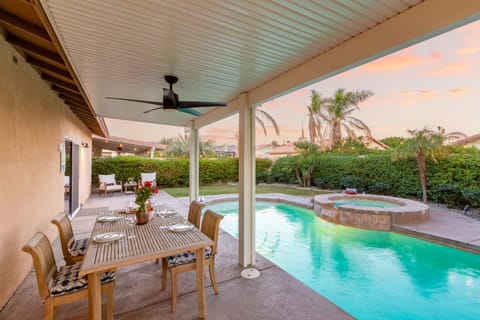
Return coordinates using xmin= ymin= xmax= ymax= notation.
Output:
xmin=1 ymin=192 xmax=353 ymax=319
xmin=1 ymin=0 xmax=479 ymax=318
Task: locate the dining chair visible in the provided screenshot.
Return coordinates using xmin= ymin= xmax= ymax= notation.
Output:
xmin=22 ymin=232 xmax=115 ymax=320
xmin=155 ymin=200 xmax=204 ymax=265
xmin=140 ymin=172 xmax=157 ymax=187
xmin=161 ymin=209 xmax=224 ymax=312
xmin=187 ymin=200 xmax=205 ymax=228
xmin=51 ymin=212 xmax=89 ymax=265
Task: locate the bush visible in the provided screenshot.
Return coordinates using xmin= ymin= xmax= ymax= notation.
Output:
xmin=429 ymin=184 xmax=466 ymax=208
xmin=313 ymin=178 xmax=326 ymax=188
xmin=367 ymin=182 xmax=392 ymax=195
xmin=339 ymin=175 xmax=364 ymax=192
xmin=92 ymin=156 xmax=272 ymax=188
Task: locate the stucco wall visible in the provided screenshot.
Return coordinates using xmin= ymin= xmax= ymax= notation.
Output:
xmin=0 ymin=35 xmax=92 ymax=308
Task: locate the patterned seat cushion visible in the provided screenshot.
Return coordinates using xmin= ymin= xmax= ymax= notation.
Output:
xmin=166 ymin=247 xmax=212 ymax=267
xmin=50 ymin=263 xmax=115 ymax=296
xmin=69 ymin=237 xmax=89 ymax=257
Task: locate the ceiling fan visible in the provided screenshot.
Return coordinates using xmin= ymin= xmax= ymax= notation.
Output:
xmin=106 ymin=75 xmax=227 ymax=117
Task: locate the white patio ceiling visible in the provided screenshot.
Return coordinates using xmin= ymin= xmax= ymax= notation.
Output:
xmin=38 ymin=0 xmax=479 ymax=130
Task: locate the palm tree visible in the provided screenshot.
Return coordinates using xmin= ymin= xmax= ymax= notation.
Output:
xmin=165 ymin=134 xmax=216 ymax=158
xmin=256 ymin=107 xmax=280 ymax=137
xmin=305 ymin=88 xmax=373 ymax=150
xmin=306 ymin=90 xmax=327 ymax=148
xmin=392 ymin=126 xmax=465 ymax=203
xmin=325 ymin=88 xmax=373 ymax=148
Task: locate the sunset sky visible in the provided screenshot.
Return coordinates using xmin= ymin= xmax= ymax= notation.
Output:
xmin=106 ymin=20 xmax=479 ymax=145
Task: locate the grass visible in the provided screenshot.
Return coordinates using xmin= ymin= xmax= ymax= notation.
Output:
xmin=163 ymin=184 xmax=327 ymax=198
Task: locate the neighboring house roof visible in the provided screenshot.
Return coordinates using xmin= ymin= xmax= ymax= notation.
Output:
xmin=449 ymin=134 xmax=480 ymax=146
xmin=92 ymin=135 xmax=166 ymax=155
xmin=268 ymin=144 xmax=298 ymax=155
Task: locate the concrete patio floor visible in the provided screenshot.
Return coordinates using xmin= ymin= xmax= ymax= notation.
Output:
xmin=2 ymin=191 xmax=479 ymax=319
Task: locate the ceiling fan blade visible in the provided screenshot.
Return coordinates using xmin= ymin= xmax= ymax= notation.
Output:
xmin=178 ymin=101 xmax=227 ymax=108
xmin=106 ymin=97 xmax=164 ymax=106
xmin=144 ymin=107 xmax=164 ymax=114
xmin=178 ymin=108 xmax=202 ymax=117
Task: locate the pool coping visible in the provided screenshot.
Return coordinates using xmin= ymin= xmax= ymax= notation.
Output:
xmin=195 ymin=194 xmax=480 ymax=255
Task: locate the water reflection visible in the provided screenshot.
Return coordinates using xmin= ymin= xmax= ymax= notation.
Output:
xmin=207 ymin=201 xmax=480 ymax=319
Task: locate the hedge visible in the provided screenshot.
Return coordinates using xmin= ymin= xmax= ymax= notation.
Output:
xmin=270 ymin=152 xmax=480 ymax=208
xmin=92 ymin=156 xmax=272 ymax=187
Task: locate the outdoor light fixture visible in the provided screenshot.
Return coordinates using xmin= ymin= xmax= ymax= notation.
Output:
xmin=117 ymin=144 xmax=123 ymax=153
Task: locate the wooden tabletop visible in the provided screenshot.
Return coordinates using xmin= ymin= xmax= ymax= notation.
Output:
xmin=79 ymin=213 xmax=213 ymax=276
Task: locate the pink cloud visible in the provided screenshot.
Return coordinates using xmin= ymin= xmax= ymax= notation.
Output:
xmin=458 ymin=45 xmax=480 ymax=55
xmin=426 ymin=63 xmax=468 ymax=76
xmin=359 ymin=48 xmax=441 ymax=72
xmin=392 ymin=90 xmax=441 ymax=106
xmin=447 ymin=88 xmax=472 ymax=95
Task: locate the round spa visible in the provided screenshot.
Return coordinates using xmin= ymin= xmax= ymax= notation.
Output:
xmin=313 ymin=193 xmax=430 ymax=230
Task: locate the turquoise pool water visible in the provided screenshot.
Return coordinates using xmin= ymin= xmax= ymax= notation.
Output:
xmin=207 ymin=201 xmax=480 ymax=320
xmin=334 ymin=199 xmax=400 ymax=208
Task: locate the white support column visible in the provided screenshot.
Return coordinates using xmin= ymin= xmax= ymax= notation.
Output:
xmin=150 ymin=147 xmax=155 ymax=159
xmin=189 ymin=128 xmax=200 ymax=203
xmin=238 ymin=92 xmax=256 ymax=267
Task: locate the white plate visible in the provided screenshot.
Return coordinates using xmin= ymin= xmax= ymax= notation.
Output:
xmin=169 ymin=223 xmax=194 ymax=232
xmin=97 ymin=216 xmax=120 ymax=223
xmin=93 ymin=232 xmax=124 ymax=243
xmin=163 ymin=209 xmax=177 ymax=216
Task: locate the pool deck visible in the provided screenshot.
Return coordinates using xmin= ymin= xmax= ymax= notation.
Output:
xmin=2 ymin=191 xmax=479 ymax=319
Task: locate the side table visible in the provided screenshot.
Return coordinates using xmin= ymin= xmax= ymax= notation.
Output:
xmin=123 ymin=181 xmax=137 ymax=193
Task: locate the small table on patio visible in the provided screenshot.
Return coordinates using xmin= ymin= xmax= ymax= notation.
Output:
xmin=79 ymin=212 xmax=213 ymax=319
xmin=123 ymin=181 xmax=137 ymax=193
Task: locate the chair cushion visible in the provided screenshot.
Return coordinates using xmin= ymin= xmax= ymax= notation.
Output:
xmin=99 ymin=174 xmax=116 ymax=185
xmin=166 ymin=247 xmax=212 ymax=267
xmin=105 ymin=184 xmax=122 ymax=191
xmin=50 ymin=263 xmax=115 ymax=296
xmin=69 ymin=238 xmax=89 ymax=257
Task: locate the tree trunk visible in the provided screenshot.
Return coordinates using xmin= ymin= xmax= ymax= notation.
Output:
xmin=294 ymin=168 xmax=303 ymax=186
xmin=332 ymin=121 xmax=342 ymax=146
xmin=416 ymin=153 xmax=428 ymax=203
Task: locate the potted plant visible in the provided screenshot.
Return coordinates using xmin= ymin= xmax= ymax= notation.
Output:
xmin=134 ymin=181 xmax=158 ymax=224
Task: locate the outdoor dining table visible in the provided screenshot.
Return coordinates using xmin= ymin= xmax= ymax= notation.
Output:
xmin=79 ymin=211 xmax=214 ymax=319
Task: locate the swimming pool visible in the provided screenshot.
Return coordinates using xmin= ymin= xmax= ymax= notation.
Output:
xmin=333 ymin=199 xmax=400 ymax=208
xmin=207 ymin=201 xmax=480 ymax=320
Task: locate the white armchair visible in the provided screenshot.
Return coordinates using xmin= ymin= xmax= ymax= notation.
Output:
xmin=98 ymin=174 xmax=122 ymax=196
xmin=140 ymin=172 xmax=157 ymax=187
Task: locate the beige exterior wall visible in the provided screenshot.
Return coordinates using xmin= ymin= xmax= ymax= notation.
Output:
xmin=0 ymin=36 xmax=92 ymax=308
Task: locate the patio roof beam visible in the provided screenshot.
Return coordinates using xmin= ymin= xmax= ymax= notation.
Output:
xmin=65 ymin=105 xmax=95 ymax=116
xmin=59 ymin=93 xmax=85 ymax=105
xmin=41 ymin=74 xmax=77 ymax=90
xmin=53 ymin=86 xmax=82 ymax=100
xmin=0 ymin=8 xmax=50 ymax=42
xmin=26 ymin=56 xmax=71 ymax=80
xmin=5 ymin=34 xmax=63 ymax=65
xmin=67 ymin=110 xmax=94 ymax=122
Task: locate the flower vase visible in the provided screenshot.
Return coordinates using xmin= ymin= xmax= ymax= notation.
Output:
xmin=135 ymin=209 xmax=149 ymax=225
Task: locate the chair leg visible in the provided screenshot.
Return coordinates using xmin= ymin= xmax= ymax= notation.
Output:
xmin=170 ymin=268 xmax=177 ymax=313
xmin=43 ymin=298 xmax=55 ymax=320
xmin=161 ymin=259 xmax=168 ymax=290
xmin=209 ymin=258 xmax=220 ymax=294
xmin=104 ymin=281 xmax=115 ymax=320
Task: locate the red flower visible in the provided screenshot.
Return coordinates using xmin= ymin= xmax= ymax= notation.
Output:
xmin=144 ymin=181 xmax=153 ymax=188
xmin=153 ymin=187 xmax=158 ymax=194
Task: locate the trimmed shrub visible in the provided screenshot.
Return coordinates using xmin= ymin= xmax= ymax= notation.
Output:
xmin=92 ymin=156 xmax=272 ymax=188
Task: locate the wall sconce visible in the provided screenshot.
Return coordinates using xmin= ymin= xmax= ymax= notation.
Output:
xmin=117 ymin=144 xmax=123 ymax=153
xmin=82 ymin=142 xmax=89 ymax=148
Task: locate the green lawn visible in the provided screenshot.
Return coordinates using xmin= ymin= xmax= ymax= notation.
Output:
xmin=163 ymin=184 xmax=327 ymax=198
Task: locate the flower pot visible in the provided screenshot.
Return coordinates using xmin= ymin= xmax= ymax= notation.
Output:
xmin=135 ymin=210 xmax=149 ymax=225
